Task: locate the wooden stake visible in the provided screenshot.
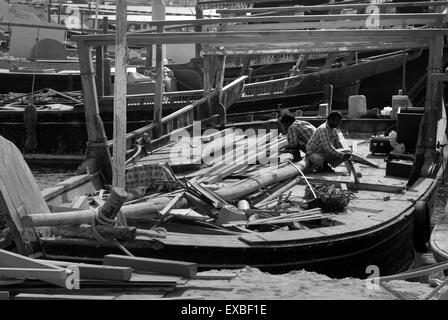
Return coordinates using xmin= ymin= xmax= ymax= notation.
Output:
xmin=112 ymin=0 xmax=128 ymax=188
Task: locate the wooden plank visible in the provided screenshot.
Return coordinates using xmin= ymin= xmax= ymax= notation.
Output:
xmin=73 ymin=29 xmax=444 ymax=48
xmin=0 ymin=249 xmax=72 ymax=288
xmin=0 ymin=268 xmax=69 ymax=282
xmin=110 ymin=13 xmax=448 ymax=28
xmin=216 ymin=1 xmax=448 ymax=14
xmin=192 ymin=271 xmax=237 ymax=280
xmin=35 ymin=259 xmax=133 ymax=281
xmin=103 ymin=255 xmax=197 ymax=278
xmin=14 ymin=293 xmax=115 ymax=300
xmin=112 ymin=0 xmax=128 ymax=188
xmin=0 ymin=136 xmax=53 ymax=253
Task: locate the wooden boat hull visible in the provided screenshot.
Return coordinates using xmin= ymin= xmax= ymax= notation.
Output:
xmin=40 ymin=206 xmax=415 ymax=278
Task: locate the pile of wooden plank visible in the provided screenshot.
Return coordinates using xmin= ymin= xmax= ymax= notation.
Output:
xmin=0 ymin=249 xmax=236 ymax=300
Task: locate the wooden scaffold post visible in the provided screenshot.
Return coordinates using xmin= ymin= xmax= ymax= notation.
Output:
xmin=112 ymin=0 xmax=128 ymax=188
xmin=152 ymin=0 xmax=166 ymax=139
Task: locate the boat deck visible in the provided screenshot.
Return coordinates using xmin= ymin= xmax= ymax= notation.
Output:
xmin=127 ymin=129 xmax=428 ymax=247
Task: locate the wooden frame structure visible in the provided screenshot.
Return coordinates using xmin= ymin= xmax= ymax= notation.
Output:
xmin=74 ymin=27 xmax=445 ymax=187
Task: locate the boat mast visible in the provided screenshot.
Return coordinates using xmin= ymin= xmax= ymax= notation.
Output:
xmin=112 ymin=0 xmax=128 ymax=188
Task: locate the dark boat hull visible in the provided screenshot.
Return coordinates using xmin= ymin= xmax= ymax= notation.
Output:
xmin=41 ymin=206 xmax=415 ymax=278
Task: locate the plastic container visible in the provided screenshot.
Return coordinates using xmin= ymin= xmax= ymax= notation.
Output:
xmin=381 ymin=106 xmax=392 ymax=116
xmin=319 ymin=103 xmax=329 ymax=117
xmin=348 ymin=95 xmax=367 ymax=118
xmin=391 ymin=89 xmax=409 ymax=120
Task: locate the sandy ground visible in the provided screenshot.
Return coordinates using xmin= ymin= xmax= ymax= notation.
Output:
xmin=163 ymin=267 xmax=436 ymax=300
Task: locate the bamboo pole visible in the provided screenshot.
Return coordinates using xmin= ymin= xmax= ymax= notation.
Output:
xmin=112 ymin=0 xmax=128 ymax=188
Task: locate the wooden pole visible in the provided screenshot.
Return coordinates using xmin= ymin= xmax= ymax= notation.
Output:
xmin=77 ymin=41 xmax=113 ymax=184
xmin=48 ymin=0 xmax=52 ymax=23
xmin=402 ymin=50 xmax=407 ymax=93
xmin=94 ymin=0 xmax=100 ymax=30
xmin=57 ymin=3 xmax=61 ymax=24
xmin=152 ymin=0 xmax=166 ymax=139
xmin=112 ymin=0 xmax=128 ymax=189
xmin=408 ymin=34 xmax=444 ymax=185
xmin=195 ymin=4 xmax=203 ymax=58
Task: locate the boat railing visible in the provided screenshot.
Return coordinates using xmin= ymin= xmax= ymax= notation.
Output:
xmin=241 ymin=74 xmax=302 ymax=100
xmin=214 ymin=1 xmax=448 ymax=14
xmin=99 ymin=89 xmax=205 ymax=109
xmin=106 ymin=75 xmax=247 ymax=149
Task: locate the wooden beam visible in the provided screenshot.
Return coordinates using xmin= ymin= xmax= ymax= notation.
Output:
xmin=195 ymin=4 xmax=203 ymax=58
xmin=215 ymin=1 xmax=448 ymax=14
xmin=0 ymin=249 xmax=74 ymax=289
xmin=112 ymin=0 xmax=127 ymax=189
xmin=14 ymin=293 xmax=115 ymax=300
xmin=35 ymin=259 xmax=132 ymax=281
xmin=153 ymin=24 xmax=164 ymax=139
xmin=119 ymin=13 xmax=448 ymax=28
xmin=72 ymin=29 xmax=445 ymax=48
xmin=215 ymin=55 xmax=226 ymax=105
xmin=103 ymin=254 xmax=197 ymax=278
xmin=77 ymin=41 xmax=113 ymax=184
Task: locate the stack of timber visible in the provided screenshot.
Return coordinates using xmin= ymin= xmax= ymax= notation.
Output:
xmin=0 ymin=248 xmax=236 ymax=300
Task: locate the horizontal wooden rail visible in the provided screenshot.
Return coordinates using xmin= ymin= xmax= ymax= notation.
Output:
xmin=0 ymin=21 xmax=101 ymax=33
xmin=103 ymin=13 xmax=448 ymax=28
xmin=73 ymin=29 xmax=446 ymax=48
xmin=216 ymin=1 xmax=448 ymax=14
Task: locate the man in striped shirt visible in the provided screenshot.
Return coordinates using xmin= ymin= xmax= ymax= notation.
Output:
xmin=306 ymin=111 xmax=352 ymax=172
xmin=279 ymin=110 xmax=316 ymax=161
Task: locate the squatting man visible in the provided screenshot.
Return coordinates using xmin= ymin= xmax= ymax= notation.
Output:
xmin=279 ymin=110 xmax=353 ymax=171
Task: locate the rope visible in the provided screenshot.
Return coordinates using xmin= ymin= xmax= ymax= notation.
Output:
xmin=424 ymin=278 xmax=448 ymax=300
xmin=136 ymin=227 xmax=167 ymax=239
xmin=372 ymin=260 xmax=448 ymax=283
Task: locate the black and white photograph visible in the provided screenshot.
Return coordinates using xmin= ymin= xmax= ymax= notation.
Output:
xmin=0 ymin=0 xmax=447 ymax=310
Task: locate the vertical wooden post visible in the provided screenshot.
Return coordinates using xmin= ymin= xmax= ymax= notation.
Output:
xmin=145 ymin=45 xmax=153 ymax=69
xmin=95 ymin=45 xmax=104 ymax=97
xmin=152 ymin=0 xmax=166 ymax=139
xmin=215 ymin=55 xmax=226 ymax=104
xmin=195 ymin=4 xmax=203 ymax=58
xmin=80 ymin=10 xmax=84 ymax=33
xmin=77 ymin=41 xmax=112 ymax=184
xmin=323 ymin=84 xmax=333 ymax=111
xmin=48 ymin=0 xmax=52 ymax=23
xmin=203 ymin=55 xmax=218 ymax=117
xmin=408 ymin=34 xmax=444 ymax=185
xmin=112 ymin=0 xmax=128 ymax=189
xmin=103 ymin=17 xmax=111 ymax=96
xmin=402 ymin=50 xmax=407 ymax=94
xmin=57 ymin=3 xmax=61 ymax=24
xmin=95 ymin=17 xmax=108 ymax=98
xmin=94 ymin=0 xmax=100 ymax=30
